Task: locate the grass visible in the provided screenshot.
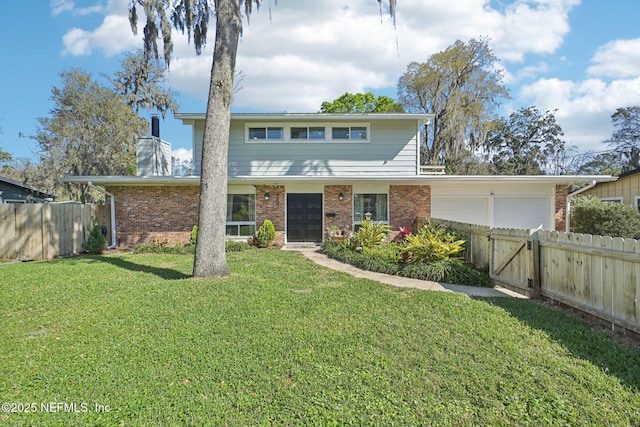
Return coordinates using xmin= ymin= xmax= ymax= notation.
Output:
xmin=1 ymin=250 xmax=639 ymax=425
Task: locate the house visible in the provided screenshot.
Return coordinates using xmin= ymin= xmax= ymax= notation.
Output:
xmin=63 ymin=113 xmax=616 ymax=247
xmin=0 ymin=175 xmax=56 ymax=203
xmin=580 ymin=167 xmax=640 ymax=211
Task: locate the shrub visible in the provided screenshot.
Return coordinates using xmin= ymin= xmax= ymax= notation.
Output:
xmin=132 ymin=240 xmax=256 ymax=254
xmin=320 ymin=241 xmax=491 ymax=287
xmin=85 ymin=219 xmax=107 ymax=254
xmin=189 ymin=225 xmax=198 ymax=246
xmin=571 ymin=195 xmax=640 ymax=238
xmin=354 ymin=219 xmax=392 ymax=248
xmin=255 ymin=219 xmax=276 ymax=247
xmin=402 ymin=223 xmax=466 ymax=264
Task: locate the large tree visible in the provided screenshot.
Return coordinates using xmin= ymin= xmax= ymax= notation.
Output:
xmin=129 ymin=0 xmax=398 ymax=278
xmin=107 ymin=49 xmax=178 ymax=118
xmin=34 ymin=69 xmax=148 ymax=202
xmin=603 ymin=106 xmax=640 ymax=173
xmin=397 ymin=37 xmax=509 ymax=171
xmin=481 ymin=106 xmax=566 ymax=175
xmin=320 ymin=92 xmax=404 ymax=113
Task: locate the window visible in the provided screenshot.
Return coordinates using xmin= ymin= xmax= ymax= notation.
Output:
xmin=245 ymin=123 xmax=368 ymax=143
xmin=291 ymin=126 xmax=325 ymax=140
xmin=248 ymin=127 xmax=283 ymax=141
xmin=601 ymin=197 xmax=623 ymax=204
xmin=635 ymin=196 xmax=640 ymax=212
xmin=226 ymin=194 xmax=256 ymax=236
xmin=332 ymin=126 xmax=367 ymax=140
xmin=353 ymin=193 xmax=388 ymax=228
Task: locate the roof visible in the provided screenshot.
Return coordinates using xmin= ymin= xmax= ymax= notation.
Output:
xmin=617 ymin=167 xmax=640 ymax=179
xmin=175 ymin=112 xmax=434 ymax=124
xmin=62 ymin=175 xmax=618 ymax=187
xmin=0 ymin=175 xmax=56 ymax=198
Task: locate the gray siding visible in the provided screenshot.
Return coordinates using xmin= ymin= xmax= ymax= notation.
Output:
xmin=193 ymin=119 xmax=419 ymax=177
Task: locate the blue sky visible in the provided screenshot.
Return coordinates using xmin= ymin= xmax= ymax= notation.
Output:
xmin=1 ymin=0 xmax=640 ymax=168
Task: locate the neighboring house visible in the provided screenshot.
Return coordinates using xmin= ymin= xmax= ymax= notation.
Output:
xmin=581 ymin=167 xmax=640 ymax=211
xmin=0 ymin=175 xmax=55 ymax=203
xmin=64 ymin=113 xmax=616 ymax=247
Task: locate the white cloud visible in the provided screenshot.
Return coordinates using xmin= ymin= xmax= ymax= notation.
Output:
xmin=62 ymin=14 xmax=140 ymax=57
xmin=172 ymin=148 xmax=193 ymax=164
xmin=519 ymin=77 xmax=640 ymax=150
xmin=51 ymin=0 xmax=106 ymax=16
xmin=587 ymin=38 xmax=640 ymax=79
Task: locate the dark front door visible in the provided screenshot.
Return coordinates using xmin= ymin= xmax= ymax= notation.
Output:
xmin=287 ymin=193 xmax=323 ymax=242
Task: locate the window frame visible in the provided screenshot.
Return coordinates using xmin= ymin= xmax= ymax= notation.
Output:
xmin=245 ymin=123 xmax=370 ymax=143
xmin=226 ymin=193 xmax=256 ymax=237
xmin=635 ymin=196 xmax=640 ymax=212
xmin=601 ymin=197 xmax=623 ymax=204
xmin=352 ymin=193 xmax=389 ymax=229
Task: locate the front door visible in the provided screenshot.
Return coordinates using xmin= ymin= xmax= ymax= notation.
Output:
xmin=287 ymin=193 xmax=323 ymax=242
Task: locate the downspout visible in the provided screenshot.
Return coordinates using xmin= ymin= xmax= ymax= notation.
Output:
xmin=565 ymin=180 xmax=597 ymax=232
xmin=88 ymin=181 xmax=117 ymax=249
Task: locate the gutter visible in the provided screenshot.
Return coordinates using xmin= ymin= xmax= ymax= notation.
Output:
xmin=88 ymin=181 xmax=117 ymax=249
xmin=565 ymin=180 xmax=597 ymax=232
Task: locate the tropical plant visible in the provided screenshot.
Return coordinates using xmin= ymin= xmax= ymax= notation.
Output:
xmin=255 ymin=219 xmax=276 ymax=247
xmin=129 ymin=0 xmax=398 ymax=278
xmin=354 ymin=219 xmax=392 ymax=248
xmin=402 ymin=223 xmax=466 ymax=264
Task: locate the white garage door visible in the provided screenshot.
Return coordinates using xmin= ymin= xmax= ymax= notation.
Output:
xmin=493 ymin=197 xmax=551 ymax=230
xmin=431 ymin=197 xmax=489 ymax=225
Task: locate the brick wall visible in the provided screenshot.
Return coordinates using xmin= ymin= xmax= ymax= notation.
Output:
xmin=255 ymin=185 xmax=285 ymax=246
xmin=323 ymin=185 xmax=353 ymax=238
xmin=389 ymin=185 xmax=431 ymax=233
xmin=108 ymin=185 xmax=199 ymax=247
xmin=555 ymin=184 xmax=569 ymax=232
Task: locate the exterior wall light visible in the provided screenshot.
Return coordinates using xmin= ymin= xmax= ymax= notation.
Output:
xmin=339 ymin=192 xmax=344 ymax=201
xmin=264 ymin=192 xmax=270 ymax=201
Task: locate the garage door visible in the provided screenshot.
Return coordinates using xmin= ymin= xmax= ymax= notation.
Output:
xmin=493 ymin=197 xmax=550 ymax=229
xmin=431 ymin=197 xmax=489 ymax=225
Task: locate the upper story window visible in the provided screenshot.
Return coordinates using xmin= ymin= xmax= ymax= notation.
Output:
xmin=291 ymin=126 xmax=326 ymax=140
xmin=332 ymin=126 xmax=367 ymax=140
xmin=246 ymin=123 xmax=369 ymax=143
xmin=248 ymin=127 xmax=283 ymax=141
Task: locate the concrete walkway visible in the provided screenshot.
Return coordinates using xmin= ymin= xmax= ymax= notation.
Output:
xmin=284 ymin=247 xmax=526 ymax=298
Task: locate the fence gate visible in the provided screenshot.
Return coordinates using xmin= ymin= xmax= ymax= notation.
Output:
xmin=489 ymin=228 xmax=539 ymax=297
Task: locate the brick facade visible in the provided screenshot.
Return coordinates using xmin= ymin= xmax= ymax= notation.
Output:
xmin=255 ymin=185 xmax=286 ymax=246
xmin=109 ymin=185 xmax=199 ymax=247
xmin=323 ymin=185 xmax=353 ymax=238
xmin=555 ymin=184 xmax=569 ymax=232
xmin=389 ymin=185 xmax=431 ymax=232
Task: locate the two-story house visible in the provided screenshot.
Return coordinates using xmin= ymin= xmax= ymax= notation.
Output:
xmin=64 ymin=113 xmax=616 ymax=247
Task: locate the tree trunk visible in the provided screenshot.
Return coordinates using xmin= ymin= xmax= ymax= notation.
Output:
xmin=193 ymin=0 xmax=242 ymax=278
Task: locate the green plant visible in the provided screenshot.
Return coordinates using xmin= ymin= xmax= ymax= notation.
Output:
xmin=84 ymin=219 xmax=107 ymax=254
xmin=402 ymin=223 xmax=466 ymax=264
xmin=189 ymin=225 xmax=198 ymax=246
xmin=354 ymin=219 xmax=392 ymax=248
xmin=570 ymin=195 xmax=640 ymax=238
xmin=255 ymin=219 xmax=276 ymax=247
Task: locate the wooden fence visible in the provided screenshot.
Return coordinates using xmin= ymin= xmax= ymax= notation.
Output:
xmin=0 ymin=203 xmax=107 ymax=260
xmin=432 ymin=218 xmax=640 ymax=335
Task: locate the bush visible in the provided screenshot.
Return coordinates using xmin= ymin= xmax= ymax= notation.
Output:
xmin=354 ymin=219 xmax=392 ymax=248
xmin=189 ymin=225 xmax=198 ymax=246
xmin=402 ymin=223 xmax=466 ymax=264
xmin=85 ymin=219 xmax=107 ymax=254
xmin=132 ymin=240 xmax=256 ymax=254
xmin=570 ymin=195 xmax=640 ymax=238
xmin=320 ymin=241 xmax=491 ymax=287
xmin=255 ymin=219 xmax=276 ymax=247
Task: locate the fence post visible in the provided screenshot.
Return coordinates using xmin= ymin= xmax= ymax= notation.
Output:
xmin=529 ymin=231 xmax=541 ymax=299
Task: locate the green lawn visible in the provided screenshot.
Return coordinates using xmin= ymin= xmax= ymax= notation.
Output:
xmin=1 ymin=250 xmax=639 ymax=426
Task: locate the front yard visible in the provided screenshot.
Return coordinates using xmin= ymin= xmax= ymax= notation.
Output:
xmin=1 ymin=250 xmax=639 ymax=425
